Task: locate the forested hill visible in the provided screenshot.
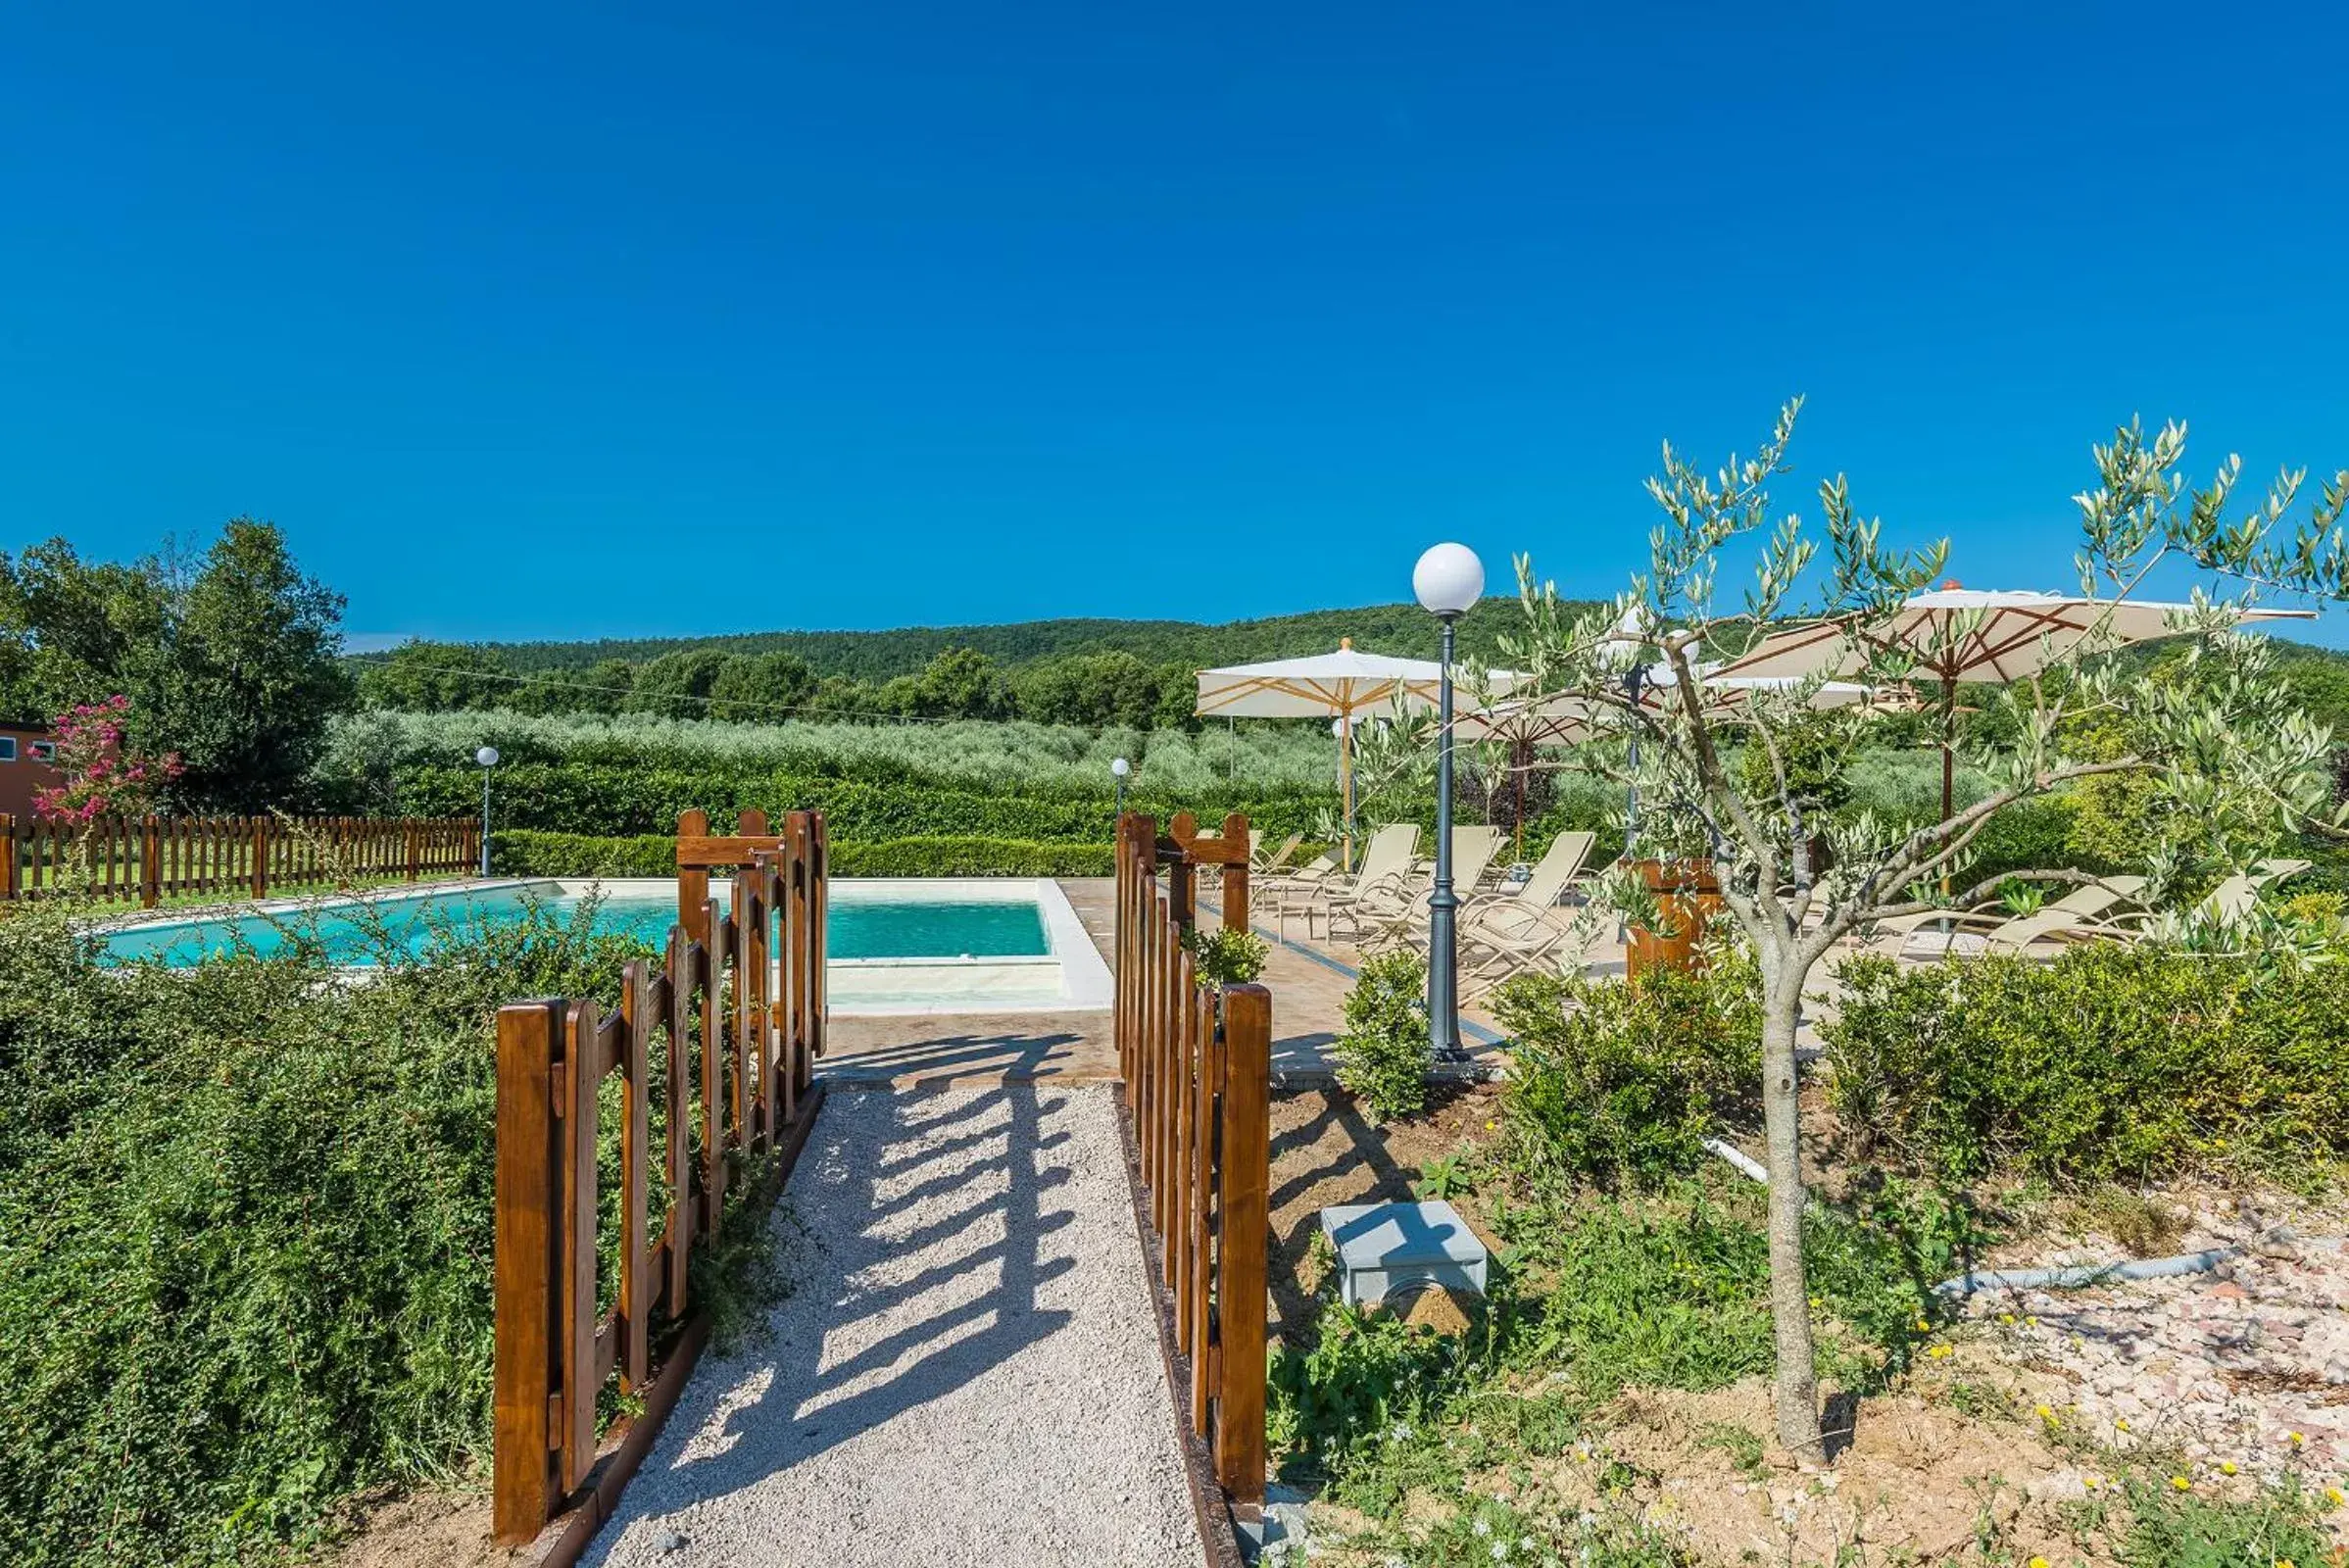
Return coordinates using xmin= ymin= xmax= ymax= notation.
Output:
xmin=469 ymin=598 xmax=1562 ymax=681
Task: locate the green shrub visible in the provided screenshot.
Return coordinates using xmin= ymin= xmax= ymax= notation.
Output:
xmin=1333 ymin=952 xmax=1430 ymax=1122
xmin=493 ymin=829 xmax=1116 ymax=878
xmin=1496 ymin=1185 xmax=1958 ymax=1396
xmin=1183 ymin=924 xmax=1269 ymax=985
xmin=1490 ymin=958 xmax=1761 ymax=1190
xmin=2275 ymin=889 xmax=2345 ymax=929
xmin=830 ymin=837 xmax=1114 ymax=877
xmin=493 ymin=828 xmax=676 ymax=876
xmin=0 ymin=894 xmax=762 ymax=1566
xmin=1824 ymin=947 xmax=2349 ymax=1182
xmin=1267 ymin=1301 xmax=1478 ymax=1486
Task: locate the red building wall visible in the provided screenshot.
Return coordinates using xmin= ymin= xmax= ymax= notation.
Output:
xmin=0 ymin=725 xmax=65 ymax=818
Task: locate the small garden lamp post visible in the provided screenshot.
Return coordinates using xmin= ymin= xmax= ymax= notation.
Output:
xmin=474 ymin=746 xmax=499 ymax=876
xmin=1413 ymin=541 xmax=1483 ymax=1061
xmin=1111 ymin=756 xmax=1131 ymax=819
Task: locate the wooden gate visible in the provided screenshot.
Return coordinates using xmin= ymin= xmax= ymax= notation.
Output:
xmin=491 ymin=808 xmax=827 ymax=1546
xmin=1115 ymin=809 xmax=1270 ymax=1507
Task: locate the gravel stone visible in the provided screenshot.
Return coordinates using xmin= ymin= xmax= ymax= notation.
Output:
xmin=1965 ymin=1229 xmax=2349 ymax=1481
xmin=584 ymin=1086 xmax=1205 ymax=1568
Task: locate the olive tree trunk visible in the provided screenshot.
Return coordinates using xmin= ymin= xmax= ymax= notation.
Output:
xmin=1759 ymin=964 xmax=1825 ymax=1460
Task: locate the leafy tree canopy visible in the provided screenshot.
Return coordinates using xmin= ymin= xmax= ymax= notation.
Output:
xmin=1 ymin=520 xmax=351 ymax=810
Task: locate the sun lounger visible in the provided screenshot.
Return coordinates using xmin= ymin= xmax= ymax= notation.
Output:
xmin=1348 ymin=826 xmax=1508 ymax=951
xmin=1865 ymin=875 xmax=2147 ymax=957
xmin=1275 ymin=823 xmax=1417 ymax=940
xmin=1453 ymin=831 xmax=1600 ymax=999
xmin=1252 ymin=833 xmax=1303 ymax=876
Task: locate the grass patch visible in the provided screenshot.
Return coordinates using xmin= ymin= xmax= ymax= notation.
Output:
xmin=0 ymin=890 xmax=793 ymax=1566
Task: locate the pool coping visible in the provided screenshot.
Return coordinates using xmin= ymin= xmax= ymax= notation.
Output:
xmin=85 ymin=875 xmax=1116 ymax=1019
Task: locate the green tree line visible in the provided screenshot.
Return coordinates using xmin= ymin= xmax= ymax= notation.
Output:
xmin=462 ymin=598 xmax=1542 ymax=682
xmin=355 ymin=639 xmax=1214 ymax=728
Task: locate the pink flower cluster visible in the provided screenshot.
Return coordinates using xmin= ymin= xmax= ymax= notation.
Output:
xmin=30 ymin=695 xmax=182 ymax=824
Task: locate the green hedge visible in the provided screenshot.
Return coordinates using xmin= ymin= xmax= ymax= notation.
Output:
xmin=832 ymin=836 xmax=1115 ymax=876
xmin=493 ymin=828 xmax=1115 ymax=879
xmin=1492 ymin=958 xmax=1763 ymax=1190
xmin=1824 ymin=947 xmax=2349 ymax=1183
xmin=492 ymin=829 xmax=677 ymax=877
xmin=0 ymin=898 xmax=656 ymax=1565
xmin=406 ymin=760 xmax=1332 ymax=842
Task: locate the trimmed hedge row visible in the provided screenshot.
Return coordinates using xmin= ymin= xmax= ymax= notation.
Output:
xmin=410 ymin=761 xmax=1331 ymax=842
xmin=1825 ymin=946 xmax=2349 ymax=1182
xmin=492 ymin=829 xmax=1116 ymax=879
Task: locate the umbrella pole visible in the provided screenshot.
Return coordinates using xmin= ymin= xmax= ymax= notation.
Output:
xmin=1513 ymin=741 xmax=1526 ymax=863
xmin=1340 ymin=710 xmax=1354 ymax=872
xmin=1939 ymin=679 xmax=1955 ymax=897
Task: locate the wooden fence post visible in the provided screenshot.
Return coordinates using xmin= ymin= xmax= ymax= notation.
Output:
xmin=1220 ymin=809 xmax=1251 ymax=933
xmin=676 ymin=808 xmax=710 ymax=948
xmin=1215 ymin=983 xmax=1272 ymax=1506
xmin=406 ymin=820 xmax=421 ymax=881
xmin=491 ymin=998 xmax=566 ymax=1544
xmin=139 ymin=814 xmax=161 ymax=908
xmin=1 ymin=814 xmax=16 ymax=902
xmin=251 ymin=817 xmax=269 ymax=900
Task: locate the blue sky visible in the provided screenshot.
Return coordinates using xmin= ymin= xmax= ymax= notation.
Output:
xmin=4 ymin=3 xmax=2347 ymax=646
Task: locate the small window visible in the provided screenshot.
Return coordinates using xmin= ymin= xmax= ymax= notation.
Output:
xmin=0 ymin=737 xmax=15 ymax=761
xmin=28 ymin=741 xmax=56 ymax=760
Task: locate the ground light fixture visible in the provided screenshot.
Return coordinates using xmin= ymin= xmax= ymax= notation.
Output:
xmin=1412 ymin=541 xmax=1483 ymax=1061
xmin=1110 ymin=755 xmax=1131 ymax=820
xmin=475 ymin=746 xmax=499 ymax=876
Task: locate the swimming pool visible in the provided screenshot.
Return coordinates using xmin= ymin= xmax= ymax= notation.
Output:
xmin=91 ymin=877 xmax=1111 ymax=1014
xmin=98 ymin=886 xmax=1049 ymax=966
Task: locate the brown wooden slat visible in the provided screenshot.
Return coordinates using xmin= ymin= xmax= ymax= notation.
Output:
xmin=616 ymin=959 xmax=651 ymax=1391
xmin=491 ymin=998 xmax=565 ymax=1545
xmin=663 ymin=929 xmax=694 ymax=1318
xmin=1214 ymin=983 xmax=1272 ymax=1504
xmin=673 ymin=833 xmax=787 ymax=869
xmin=1189 ymin=984 xmax=1219 ymax=1436
xmin=560 ymin=1000 xmax=599 ymax=1492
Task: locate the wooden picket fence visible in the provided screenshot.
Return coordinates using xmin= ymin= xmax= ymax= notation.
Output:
xmin=1115 ymin=809 xmax=1270 ymax=1508
xmin=0 ymin=812 xmax=477 ymax=906
xmin=491 ymin=808 xmax=827 ymax=1548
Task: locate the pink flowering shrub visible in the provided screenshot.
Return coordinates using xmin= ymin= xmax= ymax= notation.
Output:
xmin=29 ymin=696 xmax=182 ymax=823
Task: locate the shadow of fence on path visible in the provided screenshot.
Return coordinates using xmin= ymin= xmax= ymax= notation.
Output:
xmin=587 ymin=1082 xmax=1084 ymax=1555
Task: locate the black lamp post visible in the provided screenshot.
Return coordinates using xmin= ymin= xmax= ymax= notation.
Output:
xmin=1413 ymin=542 xmax=1484 ymax=1061
xmin=1110 ymin=755 xmax=1130 ymax=821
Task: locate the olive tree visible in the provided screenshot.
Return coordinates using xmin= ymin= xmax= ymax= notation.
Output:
xmin=1500 ymin=401 xmax=2349 ymax=1459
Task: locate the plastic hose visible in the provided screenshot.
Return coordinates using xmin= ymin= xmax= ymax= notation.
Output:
xmin=1701 ymin=1136 xmax=2287 ymax=1301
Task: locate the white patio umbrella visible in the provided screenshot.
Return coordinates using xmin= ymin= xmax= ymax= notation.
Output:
xmin=1196 ymin=639 xmax=1522 ymax=868
xmin=1458 ymin=665 xmax=1875 ymax=857
xmin=1457 ymin=667 xmax=1874 ymax=747
xmin=1714 ymin=586 xmax=2317 ymax=828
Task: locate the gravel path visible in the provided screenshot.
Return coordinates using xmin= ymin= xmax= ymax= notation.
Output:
xmin=584 ymin=1085 xmax=1205 ymax=1568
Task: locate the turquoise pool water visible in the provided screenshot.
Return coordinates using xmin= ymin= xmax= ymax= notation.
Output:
xmin=95 ymin=887 xmax=1051 ymax=968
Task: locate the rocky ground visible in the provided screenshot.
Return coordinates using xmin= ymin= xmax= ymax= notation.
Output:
xmin=1957 ymin=1226 xmax=2349 ymax=1482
